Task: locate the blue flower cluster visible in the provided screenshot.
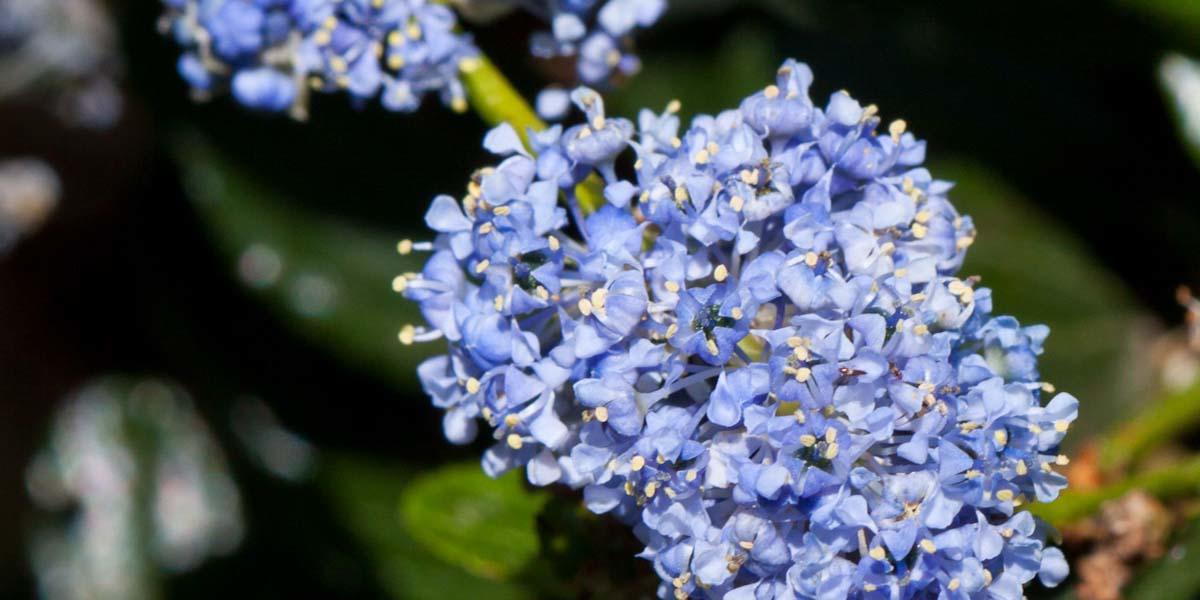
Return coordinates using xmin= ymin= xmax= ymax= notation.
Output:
xmin=401 ymin=60 xmax=1074 ymax=598
xmin=160 ymin=0 xmax=477 ymax=115
xmin=531 ymin=0 xmax=666 ymax=88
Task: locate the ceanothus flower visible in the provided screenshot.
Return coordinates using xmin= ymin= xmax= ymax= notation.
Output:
xmin=159 ymin=0 xmax=476 ymax=116
xmin=400 ymin=59 xmax=1074 ymax=599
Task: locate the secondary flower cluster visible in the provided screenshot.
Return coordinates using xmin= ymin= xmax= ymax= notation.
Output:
xmin=159 ymin=0 xmax=666 ymax=117
xmin=160 ymin=0 xmax=477 ymax=116
xmin=402 ymin=60 xmax=1074 ymax=598
xmin=531 ymin=0 xmax=666 ymax=94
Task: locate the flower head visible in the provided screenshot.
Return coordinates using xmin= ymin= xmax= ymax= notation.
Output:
xmin=402 ymin=59 xmax=1074 ymax=599
xmin=160 ymin=0 xmax=476 ymax=116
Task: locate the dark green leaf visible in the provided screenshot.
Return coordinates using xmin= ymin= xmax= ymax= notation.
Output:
xmin=936 ymin=160 xmax=1150 ymax=441
xmin=173 ymin=136 xmax=430 ymax=390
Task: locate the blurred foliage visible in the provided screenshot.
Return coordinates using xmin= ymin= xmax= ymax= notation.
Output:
xmin=398 ymin=462 xmax=548 ymax=581
xmin=173 ymin=137 xmax=431 ymax=391
xmin=322 ymin=456 xmax=532 ymax=600
xmin=1126 ymin=519 xmax=1200 ymax=599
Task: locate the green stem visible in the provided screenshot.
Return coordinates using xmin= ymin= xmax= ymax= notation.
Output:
xmin=1099 ymin=379 xmax=1200 ymax=473
xmin=458 ymin=55 xmax=605 ymax=214
xmin=1029 ymin=453 xmax=1200 ymax=526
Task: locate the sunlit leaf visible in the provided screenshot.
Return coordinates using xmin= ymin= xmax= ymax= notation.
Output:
xmin=399 ymin=462 xmax=549 ymax=581
xmin=173 ymin=136 xmax=429 ymax=390
xmin=321 ymin=456 xmax=530 ymax=600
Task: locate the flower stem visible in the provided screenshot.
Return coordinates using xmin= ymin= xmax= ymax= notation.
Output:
xmin=1098 ymin=379 xmax=1200 ymax=473
xmin=1029 ymin=452 xmax=1200 ymax=526
xmin=458 ymin=56 xmax=605 ymax=214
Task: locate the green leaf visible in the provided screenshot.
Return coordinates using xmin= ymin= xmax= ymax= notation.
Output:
xmin=1127 ymin=519 xmax=1200 ymax=599
xmin=398 ymin=462 xmax=549 ymax=581
xmin=934 ymin=160 xmax=1150 ymax=441
xmin=321 ymin=456 xmax=531 ymax=600
xmin=1122 ymin=0 xmax=1200 ymax=37
xmin=173 ymin=136 xmax=430 ymax=390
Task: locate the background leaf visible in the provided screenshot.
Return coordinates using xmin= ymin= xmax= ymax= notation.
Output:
xmin=173 ymin=136 xmax=430 ymax=391
xmin=322 ymin=456 xmax=531 ymax=600
xmin=398 ymin=461 xmax=549 ymax=581
xmin=934 ymin=160 xmax=1152 ymax=440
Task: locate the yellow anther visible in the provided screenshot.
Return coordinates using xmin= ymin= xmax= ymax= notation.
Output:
xmin=714 ymin=264 xmax=729 ymax=282
xmin=398 ymin=325 xmax=415 ymax=345
xmin=729 ymin=195 xmax=745 ymax=212
xmin=764 ymin=85 xmax=781 ymax=99
xmin=1041 ymin=382 xmax=1056 ymax=393
xmin=824 ymin=442 xmax=839 ymax=459
xmin=731 ymin=307 xmax=744 ymax=319
xmin=478 ymin=222 xmax=494 ymax=234
xmin=392 ymin=276 xmax=409 ymax=293
xmin=323 ymin=16 xmax=338 ymax=29
xmin=912 ymin=223 xmax=928 ymax=239
xmin=578 ymin=298 xmax=593 ymax=316
xmin=387 ymin=54 xmax=405 ymax=70
xmin=960 ymin=287 xmax=975 ymax=303
xmin=594 ymin=405 xmax=609 ymax=422
xmin=671 ymin=137 xmax=682 ymax=149
xmin=474 ymin=259 xmax=490 ymax=274
xmin=994 ymin=429 xmax=1008 ymax=446
xmin=915 ymin=210 xmax=933 ymax=224
xmin=996 ymin=489 xmax=1015 ymax=502
xmin=504 ymin=414 xmax=521 ymax=427
xmin=313 ymin=29 xmax=332 ymax=45
xmin=535 ymin=286 xmax=550 ymax=300
xmin=507 ymin=433 xmax=523 ymax=449
xmin=406 ymin=22 xmax=422 ymax=39
xmin=948 ymin=578 xmax=960 ymax=591
xmin=694 ymin=149 xmax=711 ymax=164
xmin=804 ymin=252 xmax=819 ymax=267
xmin=956 ymin=235 xmax=975 ymax=249
xmin=1056 ymin=454 xmax=1070 ymax=466
xmin=920 ymin=539 xmax=937 ymax=553
xmin=794 ymin=367 xmax=812 ymax=382
xmin=493 ymin=295 xmax=504 ymax=311
xmin=674 ymin=186 xmax=689 ymax=202
xmin=665 ymin=281 xmax=681 ymax=293
xmin=706 ymin=338 xmax=720 ymax=355
xmin=895 ymin=268 xmax=909 ymax=278
xmin=913 ymin=324 xmax=930 ymax=336
xmin=644 ymin=482 xmax=658 ymax=497
xmin=329 ymin=56 xmax=348 ymax=73
xmin=666 ymin=99 xmax=681 ymax=113
xmin=465 ymin=377 xmax=481 ymax=394
xmin=624 ymin=481 xmax=635 ymax=495
xmin=793 ymin=346 xmax=810 ymax=360
xmin=983 ymin=569 xmax=993 ymax=586
xmin=685 ymin=469 xmax=698 ymax=482
xmin=1054 ymin=420 xmax=1070 ymax=432
xmin=863 ymin=584 xmax=877 ymax=592
xmin=869 ymin=546 xmax=887 ymax=561
xmin=578 ymin=127 xmax=593 ymax=139
xmin=1015 ymin=460 xmax=1028 ymax=476
xmin=1029 ymin=424 xmax=1043 ymax=434
xmin=591 ymin=288 xmax=608 ymax=311
xmin=631 ymin=455 xmax=646 ymax=471
xmin=458 ymin=56 xmax=481 ymax=73
xmin=740 ymin=169 xmax=760 ymax=185
xmin=889 ymin=119 xmax=907 ymax=142
xmin=787 ymin=336 xmax=805 ymax=347
xmin=547 ymin=236 xmax=560 ymax=251
xmin=880 ymin=241 xmax=896 ymax=255
xmin=799 ymin=434 xmax=817 ymax=447
xmin=665 ymin=323 xmax=679 ymax=338
xmin=493 ymin=205 xmax=511 ymax=216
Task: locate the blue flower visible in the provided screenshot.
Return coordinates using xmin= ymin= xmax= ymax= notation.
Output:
xmin=403 ymin=60 xmax=1075 ymax=599
xmin=160 ymin=0 xmax=476 ymax=115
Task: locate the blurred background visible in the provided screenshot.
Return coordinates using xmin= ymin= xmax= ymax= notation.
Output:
xmin=3 ymin=0 xmax=1200 ymax=598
